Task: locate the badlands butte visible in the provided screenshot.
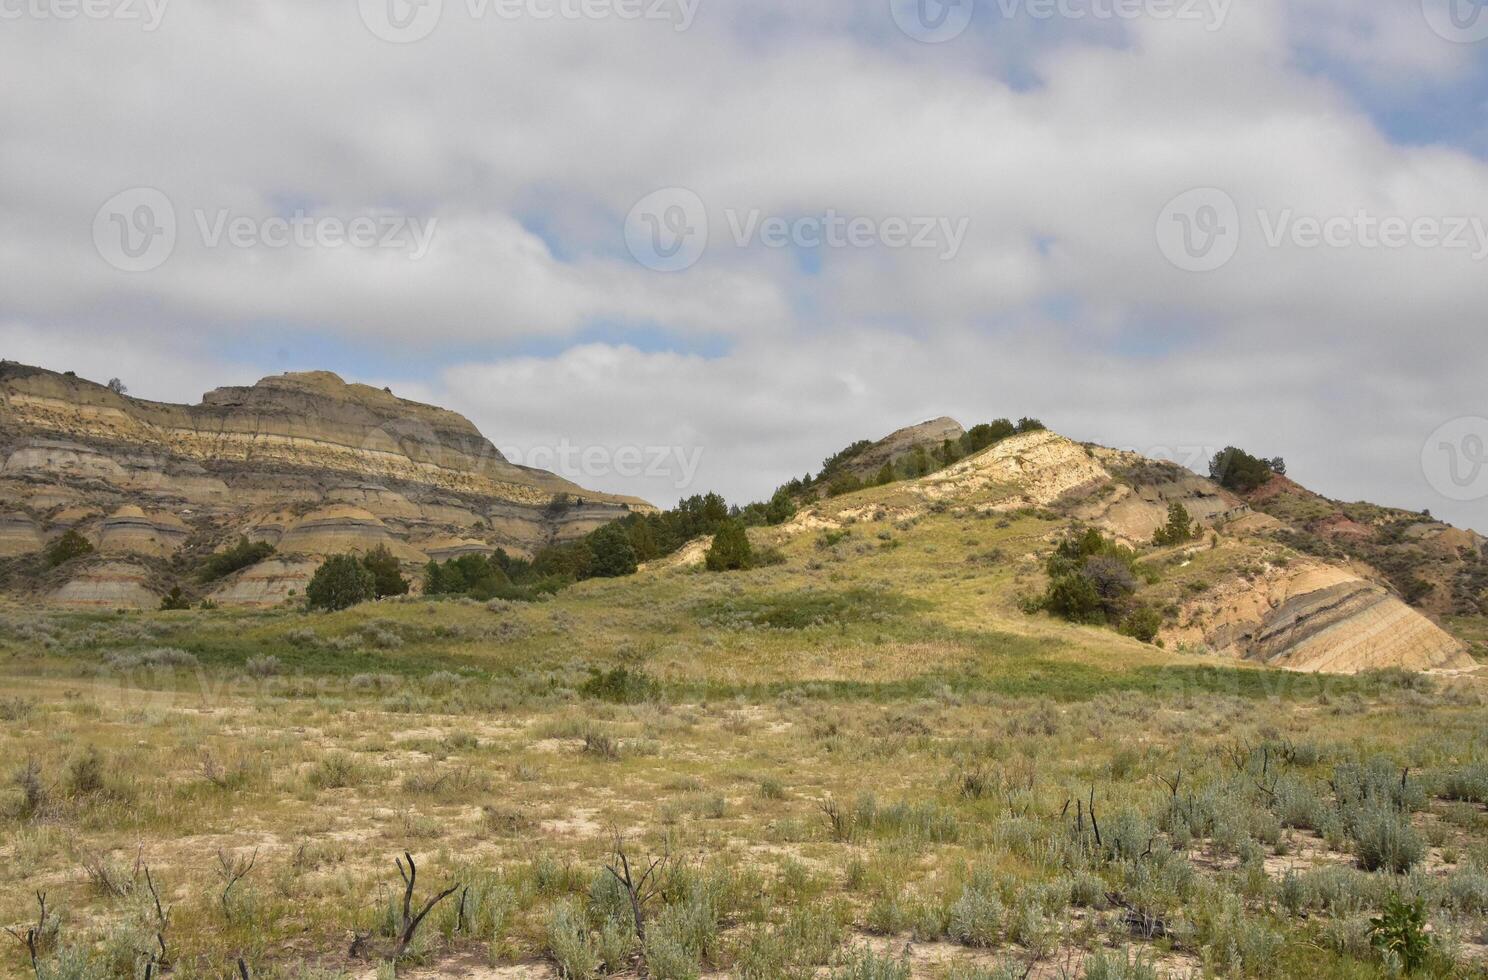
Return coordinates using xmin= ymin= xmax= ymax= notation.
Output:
xmin=0 ymin=359 xmax=1485 ymax=677
xmin=0 ymin=362 xmax=650 ymax=607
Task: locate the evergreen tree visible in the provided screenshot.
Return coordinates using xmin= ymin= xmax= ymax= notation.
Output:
xmin=1152 ymin=502 xmax=1197 ymax=546
xmin=765 ymin=487 xmax=798 ymax=525
xmin=361 ymin=545 xmax=409 ymax=598
xmin=159 ymin=586 xmax=191 ymax=611
xmin=45 ymin=529 xmax=93 ymax=567
xmin=589 ymin=522 xmax=638 ymax=578
xmin=306 ymin=554 xmax=375 ymax=611
xmin=705 ymin=520 xmax=753 ymax=572
xmin=1209 ymin=447 xmax=1276 ymax=493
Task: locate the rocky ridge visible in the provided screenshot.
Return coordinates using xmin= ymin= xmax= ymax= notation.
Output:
xmin=0 ymin=362 xmax=652 ymax=607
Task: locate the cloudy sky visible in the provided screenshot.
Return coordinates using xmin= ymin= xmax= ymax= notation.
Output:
xmin=3 ymin=0 xmax=1487 ymax=528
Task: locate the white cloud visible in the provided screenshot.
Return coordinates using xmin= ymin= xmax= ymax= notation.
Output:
xmin=1 ymin=0 xmax=1485 ymax=530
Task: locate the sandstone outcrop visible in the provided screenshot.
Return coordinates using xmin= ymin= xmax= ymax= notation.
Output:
xmin=97 ymin=506 xmax=190 ymax=557
xmin=0 ymin=512 xmax=44 ymax=557
xmin=0 ymin=362 xmax=653 ymax=607
xmin=51 ymin=560 xmax=158 ymax=609
xmin=1168 ymin=561 xmax=1474 ymax=673
xmin=207 ymin=558 xmax=322 ymax=607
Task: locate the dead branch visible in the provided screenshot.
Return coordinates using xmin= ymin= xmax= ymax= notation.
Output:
xmin=216 ymin=847 xmax=258 ymax=921
xmin=80 ymin=853 xmax=135 ymax=898
xmin=142 ymin=863 xmax=170 ymax=968
xmin=392 ymin=852 xmax=459 ymax=960
xmin=606 ymin=833 xmax=671 ymax=975
xmin=4 ymin=891 xmax=49 ymax=979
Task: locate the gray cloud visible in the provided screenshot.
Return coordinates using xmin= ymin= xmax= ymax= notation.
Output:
xmin=1 ymin=0 xmax=1484 ymax=530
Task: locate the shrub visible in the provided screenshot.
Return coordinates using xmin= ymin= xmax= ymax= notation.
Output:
xmin=1118 ymin=605 xmax=1163 ymax=644
xmin=1209 ymin=447 xmax=1278 ymax=493
xmin=1369 ymin=896 xmax=1431 ymax=973
xmin=1084 ymin=949 xmax=1159 ymax=980
xmin=588 ymin=522 xmax=638 ymax=578
xmin=45 ymin=529 xmax=93 ymax=567
xmin=103 ymin=647 xmax=197 ymax=670
xmin=948 ymin=878 xmax=1003 ymax=947
xmin=705 ymin=520 xmax=753 ymax=572
xmin=831 ymin=948 xmax=910 ymax=980
xmin=199 ymin=536 xmax=275 ymax=581
xmin=308 ymin=753 xmax=367 ymax=789
xmin=360 ymin=545 xmax=409 ymax=598
xmin=305 ymin=554 xmax=375 ymax=612
xmin=65 ymin=747 xmax=105 ymax=796
xmin=1354 ymin=808 xmax=1425 ymax=874
xmin=580 ymin=667 xmax=659 ymax=704
xmin=545 ymin=900 xmax=599 ymax=979
xmin=1441 ymin=764 xmax=1488 ymax=805
xmin=645 ymin=896 xmax=716 ymax=980
xmin=245 ymin=655 xmax=281 ymax=678
xmin=1152 ymin=502 xmax=1197 ymax=546
xmin=1447 ymin=869 xmax=1488 ymax=914
xmin=159 ymin=586 xmax=192 ymax=611
xmin=12 ymin=759 xmax=46 ymax=818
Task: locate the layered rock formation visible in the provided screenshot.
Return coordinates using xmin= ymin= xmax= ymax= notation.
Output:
xmin=789 ymin=426 xmax=1478 ymax=675
xmin=0 ymin=362 xmax=652 ymax=606
xmin=1167 ymin=560 xmax=1472 ymax=673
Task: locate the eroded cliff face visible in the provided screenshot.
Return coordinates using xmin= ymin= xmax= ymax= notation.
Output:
xmin=0 ymin=362 xmax=652 ymax=605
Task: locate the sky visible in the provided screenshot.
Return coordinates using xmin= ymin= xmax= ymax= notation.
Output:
xmin=2 ymin=0 xmax=1487 ymax=528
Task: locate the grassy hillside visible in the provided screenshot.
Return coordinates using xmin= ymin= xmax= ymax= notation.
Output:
xmin=4 ymin=493 xmax=1488 ymax=979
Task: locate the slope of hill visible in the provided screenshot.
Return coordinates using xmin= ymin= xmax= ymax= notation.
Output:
xmin=0 ymin=362 xmax=651 ymax=606
xmin=4 ymin=418 xmax=1488 ymax=978
xmin=1240 ymin=473 xmax=1488 ymax=622
xmin=759 ymin=429 xmax=1480 ymax=675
